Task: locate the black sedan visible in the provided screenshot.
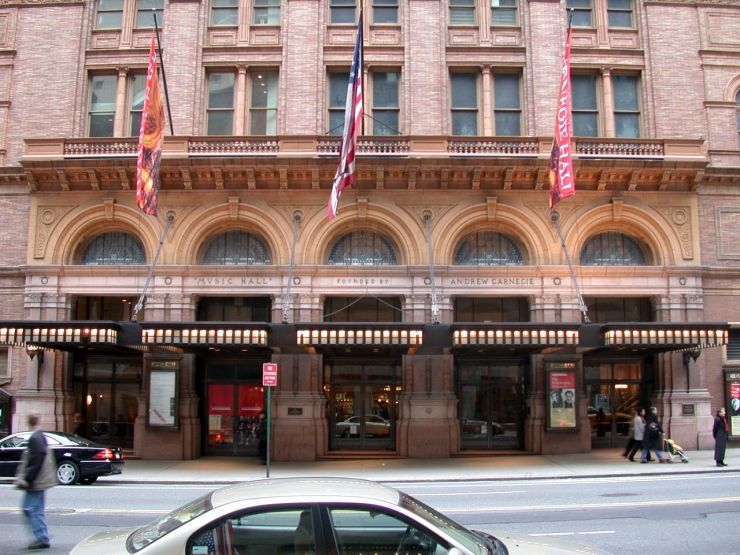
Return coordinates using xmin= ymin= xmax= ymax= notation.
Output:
xmin=0 ymin=431 xmax=124 ymax=485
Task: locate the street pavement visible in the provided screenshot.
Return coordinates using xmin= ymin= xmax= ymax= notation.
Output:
xmin=95 ymin=446 xmax=739 ymax=484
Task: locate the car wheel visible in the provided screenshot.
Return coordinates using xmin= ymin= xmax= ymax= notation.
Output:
xmin=80 ymin=476 xmax=98 ymax=485
xmin=57 ymin=461 xmax=80 ymax=485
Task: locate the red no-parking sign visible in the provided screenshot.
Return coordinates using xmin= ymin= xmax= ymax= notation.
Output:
xmin=262 ymin=363 xmax=278 ymax=387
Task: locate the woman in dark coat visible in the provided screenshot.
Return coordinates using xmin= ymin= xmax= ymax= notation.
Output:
xmin=713 ymin=407 xmax=729 ymax=467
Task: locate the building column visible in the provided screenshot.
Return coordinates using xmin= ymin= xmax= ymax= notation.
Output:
xmin=397 ymin=353 xmax=458 ymax=457
xmin=113 ymin=67 xmax=128 ymax=138
xmin=654 ymin=294 xmax=714 ymax=450
xmin=601 ymin=68 xmax=615 ymax=138
xmin=482 ymin=66 xmax=493 ymax=136
xmin=235 ymin=65 xmax=248 ymax=135
xmin=13 ymin=293 xmax=74 ymax=433
xmin=271 ymin=353 xmax=326 ymax=461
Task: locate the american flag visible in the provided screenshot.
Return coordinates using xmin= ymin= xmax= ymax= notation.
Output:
xmin=135 ymin=34 xmax=166 ymax=217
xmin=549 ymin=27 xmax=575 ymax=210
xmin=327 ymin=13 xmax=363 ymax=219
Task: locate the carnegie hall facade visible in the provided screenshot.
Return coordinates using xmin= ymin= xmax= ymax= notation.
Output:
xmin=0 ymin=0 xmax=738 ymax=461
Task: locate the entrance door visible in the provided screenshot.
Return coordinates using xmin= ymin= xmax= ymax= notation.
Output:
xmin=206 ymin=384 xmax=264 ymax=456
xmin=460 ymin=383 xmax=523 ymax=450
xmin=586 ymin=361 xmax=643 ymax=449
xmin=328 ymin=363 xmax=398 ymax=451
xmin=458 ymin=362 xmax=525 ymax=450
xmin=587 ymin=383 xmax=640 ymax=448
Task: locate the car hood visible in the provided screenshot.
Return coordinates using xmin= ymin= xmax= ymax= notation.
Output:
xmin=484 ymin=531 xmax=611 ymax=555
xmin=69 ymin=528 xmax=136 ymax=555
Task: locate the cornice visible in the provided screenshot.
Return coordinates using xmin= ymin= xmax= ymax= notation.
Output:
xmin=645 ymin=0 xmax=740 ymax=6
xmin=0 ymin=0 xmax=84 ymax=5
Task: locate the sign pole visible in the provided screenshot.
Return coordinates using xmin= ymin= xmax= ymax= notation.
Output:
xmin=266 ymin=385 xmax=271 ymax=478
xmin=262 ymin=362 xmax=278 ymax=478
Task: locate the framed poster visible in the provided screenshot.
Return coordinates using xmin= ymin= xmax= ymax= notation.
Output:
xmin=726 ymin=371 xmax=740 ymax=437
xmin=546 ymin=362 xmax=577 ymax=430
xmin=148 ymin=363 xmax=179 ymax=429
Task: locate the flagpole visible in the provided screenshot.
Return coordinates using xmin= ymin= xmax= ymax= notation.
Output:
xmin=152 ymin=11 xmax=174 ymax=136
xmin=131 ymin=211 xmax=174 ymax=323
xmin=359 ymin=8 xmax=364 ymax=136
xmin=549 ymin=11 xmax=589 ymax=323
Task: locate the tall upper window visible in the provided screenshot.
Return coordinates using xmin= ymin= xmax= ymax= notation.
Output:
xmin=451 ymin=73 xmax=478 ymax=136
xmin=211 ymin=0 xmax=238 ymax=26
xmin=136 ymin=0 xmax=164 ymax=28
xmin=572 ymin=74 xmax=598 ymax=137
xmin=81 ymin=232 xmax=146 ymax=265
xmin=95 ymin=0 xmax=124 ymax=29
xmin=580 ymin=232 xmax=647 ymax=266
xmin=568 ymin=0 xmax=592 ymax=27
xmin=201 ymin=231 xmax=272 ymax=265
xmin=328 ymin=231 xmax=398 ymax=265
xmin=207 ymin=72 xmax=235 ymax=135
xmin=372 ymin=71 xmax=399 ymax=135
xmin=607 ymin=0 xmax=633 ymax=28
xmin=373 ymin=0 xmax=398 ymax=24
xmin=329 ymin=71 xmax=350 ymax=135
xmin=494 ymin=73 xmax=521 ymax=135
xmin=128 ymin=73 xmax=146 ymax=136
xmin=613 ymin=74 xmax=640 ymax=137
xmin=491 ymin=0 xmax=517 ymax=26
xmin=254 ymin=0 xmax=280 ymax=24
xmin=250 ymin=71 xmax=278 ymax=135
xmin=89 ymin=75 xmax=117 ymax=137
xmin=331 ymin=0 xmax=356 ymax=24
xmin=453 ymin=231 xmax=524 ymax=265
xmin=450 ymin=0 xmax=475 ymax=25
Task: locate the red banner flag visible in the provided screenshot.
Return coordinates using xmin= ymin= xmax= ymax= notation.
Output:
xmin=327 ymin=14 xmax=363 ymax=219
xmin=136 ymin=34 xmax=166 ymax=217
xmin=549 ymin=28 xmax=575 ymax=210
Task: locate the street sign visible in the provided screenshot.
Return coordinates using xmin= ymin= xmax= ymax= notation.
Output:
xmin=262 ymin=362 xmax=278 ymax=387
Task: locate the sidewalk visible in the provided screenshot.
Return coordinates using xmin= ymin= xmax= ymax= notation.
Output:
xmin=97 ymin=446 xmax=738 ymax=485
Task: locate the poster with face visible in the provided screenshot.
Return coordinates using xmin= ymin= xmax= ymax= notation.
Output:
xmin=548 ymin=370 xmax=576 ymax=428
xmin=729 ymin=380 xmax=740 ymax=435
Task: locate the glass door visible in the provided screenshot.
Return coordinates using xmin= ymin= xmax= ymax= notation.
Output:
xmin=328 ymin=363 xmax=398 ymax=451
xmin=458 ymin=361 xmax=526 ymax=450
xmin=586 ymin=361 xmax=643 ymax=449
xmin=460 ymin=382 xmax=523 ymax=450
xmin=206 ymin=383 xmax=264 ymax=456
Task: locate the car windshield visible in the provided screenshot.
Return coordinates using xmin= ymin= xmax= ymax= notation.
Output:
xmin=127 ymin=493 xmax=212 ymax=552
xmin=400 ymin=493 xmax=490 ymax=555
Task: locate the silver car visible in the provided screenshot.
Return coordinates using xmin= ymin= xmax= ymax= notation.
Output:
xmin=70 ymin=477 xmax=610 ymax=554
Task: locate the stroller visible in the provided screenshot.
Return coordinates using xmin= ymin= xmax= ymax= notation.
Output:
xmin=663 ymin=437 xmax=690 ymax=463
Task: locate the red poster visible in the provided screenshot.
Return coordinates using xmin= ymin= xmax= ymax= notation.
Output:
xmin=550 ymin=372 xmax=575 ymax=389
xmin=208 ymin=384 xmax=234 ymax=416
xmin=238 ymin=385 xmax=264 ymax=416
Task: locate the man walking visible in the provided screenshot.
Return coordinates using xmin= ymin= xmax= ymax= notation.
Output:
xmin=15 ymin=414 xmax=58 ymax=550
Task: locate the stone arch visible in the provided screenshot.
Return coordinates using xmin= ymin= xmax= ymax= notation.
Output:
xmin=52 ymin=205 xmax=159 ymax=265
xmin=724 ymin=74 xmax=740 ymax=103
xmin=172 ymin=203 xmax=290 ymax=265
xmin=299 ymin=201 xmax=422 ymax=265
xmin=436 ymin=203 xmax=550 ymax=266
xmin=562 ymin=203 xmax=678 ymax=266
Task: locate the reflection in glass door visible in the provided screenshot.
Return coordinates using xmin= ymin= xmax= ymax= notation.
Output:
xmin=458 ymin=362 xmax=526 ymax=450
xmin=586 ymin=361 xmax=644 ymax=448
xmin=328 ymin=363 xmax=398 ymax=451
xmin=206 ymin=384 xmax=264 ymax=456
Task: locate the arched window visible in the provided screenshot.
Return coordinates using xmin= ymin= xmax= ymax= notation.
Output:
xmin=201 ymin=231 xmax=272 ymax=265
xmin=328 ymin=230 xmax=398 ymax=265
xmin=453 ymin=231 xmax=524 ymax=265
xmin=81 ymin=231 xmax=145 ymax=265
xmin=580 ymin=232 xmax=647 ymax=266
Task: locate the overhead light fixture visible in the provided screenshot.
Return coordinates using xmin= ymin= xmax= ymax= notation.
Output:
xmin=25 ymin=344 xmax=44 ymax=363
